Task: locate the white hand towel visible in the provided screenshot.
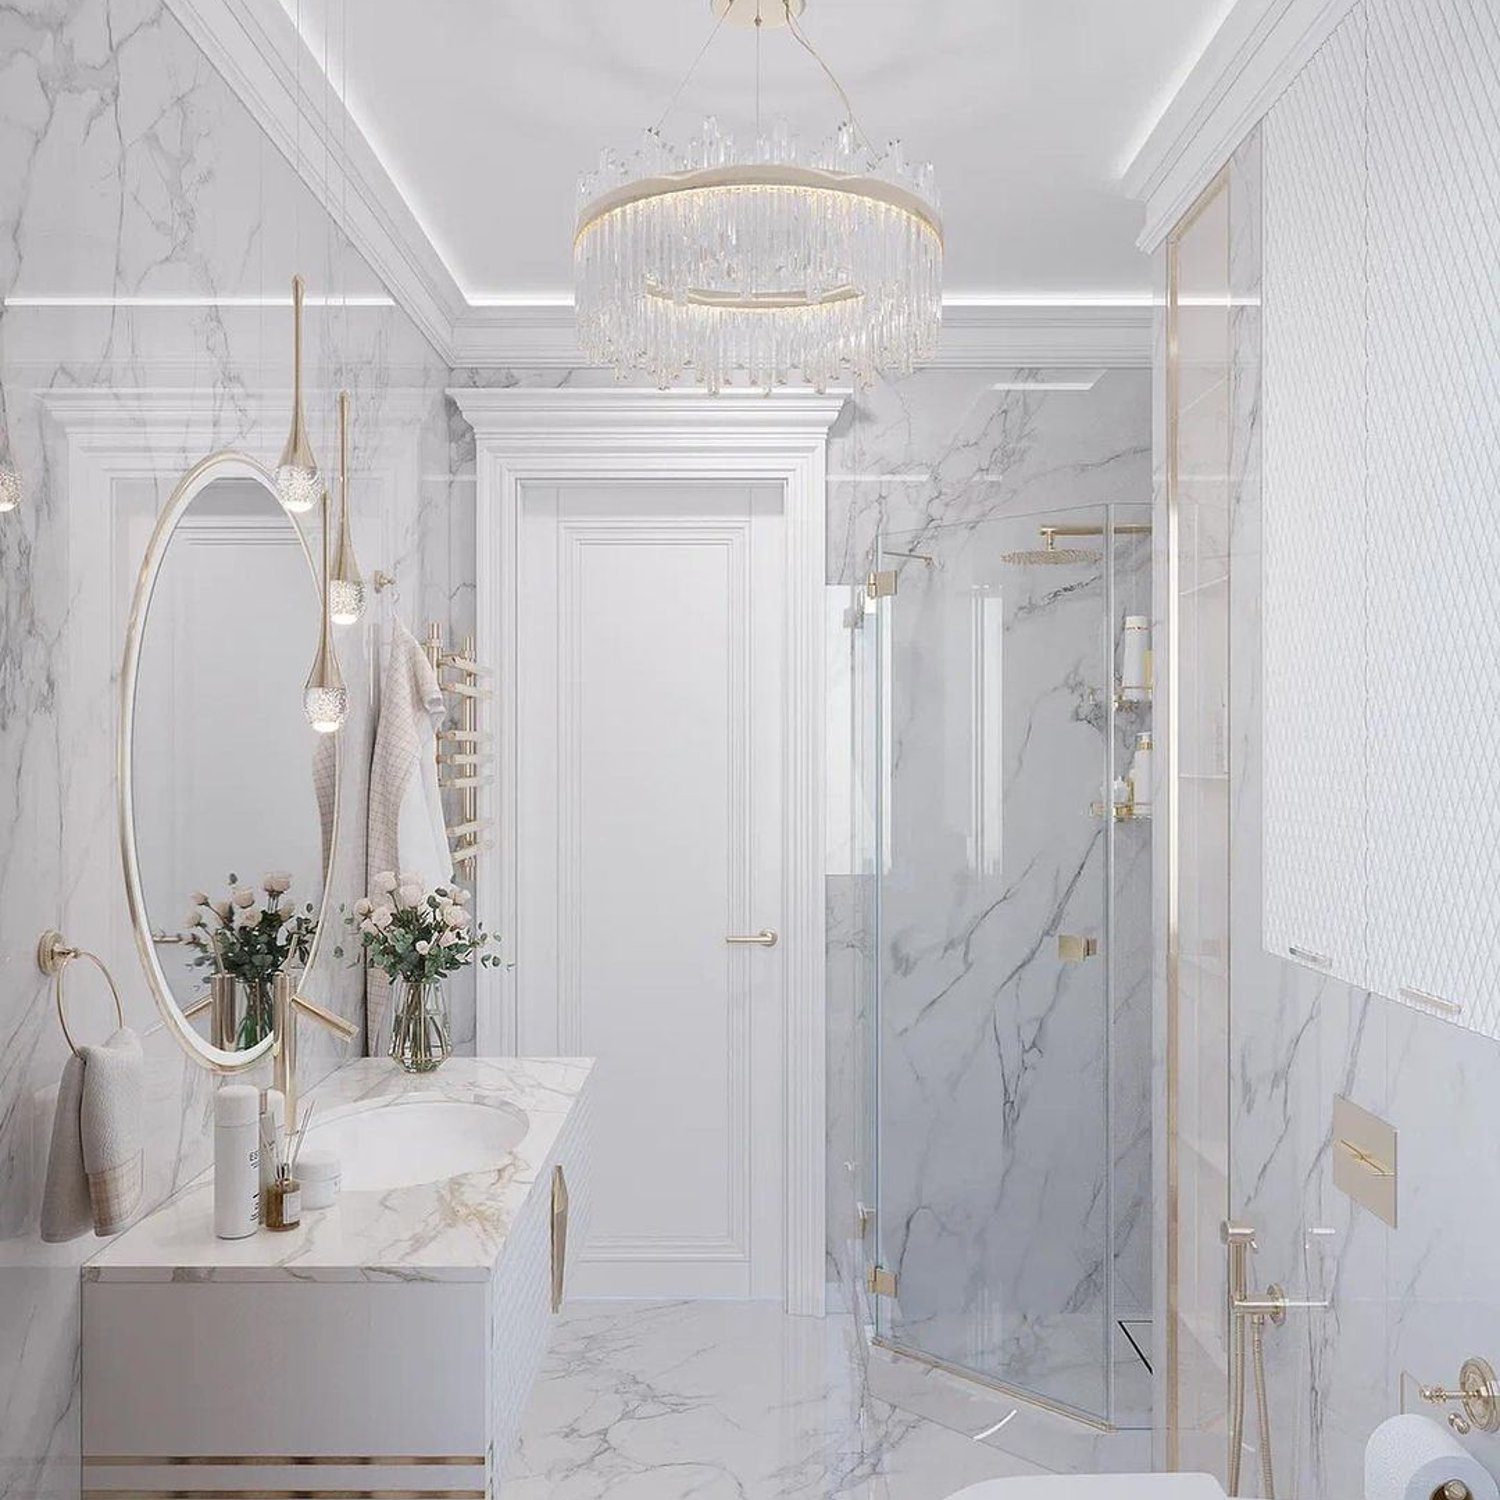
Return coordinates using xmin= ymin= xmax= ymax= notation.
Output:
xmin=39 ymin=1052 xmax=91 ymax=1243
xmin=366 ymin=619 xmax=455 ymax=1052
xmin=79 ymin=1028 xmax=144 ymax=1236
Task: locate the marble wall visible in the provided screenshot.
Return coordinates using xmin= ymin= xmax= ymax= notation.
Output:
xmin=822 ymin=368 xmax=1154 ymax=1426
xmin=0 ymin=4 xmax=454 ymax=1498
xmin=1164 ymin=3 xmax=1500 ymax=1493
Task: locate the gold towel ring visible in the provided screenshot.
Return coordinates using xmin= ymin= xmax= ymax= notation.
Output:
xmin=37 ymin=930 xmax=126 ymax=1057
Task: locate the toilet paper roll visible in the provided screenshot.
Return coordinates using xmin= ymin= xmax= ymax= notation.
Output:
xmin=1365 ymin=1414 xmax=1499 ymax=1500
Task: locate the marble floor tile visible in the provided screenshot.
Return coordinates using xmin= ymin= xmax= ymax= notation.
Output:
xmin=505 ymin=1300 xmax=1051 ymax=1499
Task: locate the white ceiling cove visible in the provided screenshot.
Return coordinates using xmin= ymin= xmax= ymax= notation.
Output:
xmin=279 ymin=0 xmax=1234 ymax=306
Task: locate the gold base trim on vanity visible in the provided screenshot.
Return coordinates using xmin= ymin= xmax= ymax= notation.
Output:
xmin=84 ymin=1490 xmax=484 ymax=1499
xmin=85 ymin=1459 xmax=485 ymax=1469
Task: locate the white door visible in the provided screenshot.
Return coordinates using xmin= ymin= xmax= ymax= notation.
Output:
xmin=517 ymin=482 xmax=786 ymax=1299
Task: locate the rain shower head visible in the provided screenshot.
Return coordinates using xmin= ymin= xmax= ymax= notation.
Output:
xmin=1000 ymin=528 xmax=1101 ymax=567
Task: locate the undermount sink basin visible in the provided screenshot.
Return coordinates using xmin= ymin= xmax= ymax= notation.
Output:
xmin=306 ymin=1097 xmax=529 ymax=1192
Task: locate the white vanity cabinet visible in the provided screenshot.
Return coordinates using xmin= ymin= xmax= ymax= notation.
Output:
xmin=1262 ymin=4 xmax=1500 ymax=1036
xmin=81 ymin=1059 xmax=595 ymax=1499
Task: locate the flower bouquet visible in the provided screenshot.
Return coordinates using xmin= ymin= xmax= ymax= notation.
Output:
xmin=348 ymin=873 xmax=499 ymax=1072
xmin=186 ymin=873 xmax=317 ymax=1048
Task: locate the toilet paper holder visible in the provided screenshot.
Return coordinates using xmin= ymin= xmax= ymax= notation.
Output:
xmin=1402 ymin=1356 xmax=1500 ymax=1436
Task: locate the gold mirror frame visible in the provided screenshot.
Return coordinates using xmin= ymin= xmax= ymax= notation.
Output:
xmin=118 ymin=451 xmax=341 ymax=1074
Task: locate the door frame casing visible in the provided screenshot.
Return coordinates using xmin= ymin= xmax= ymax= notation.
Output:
xmin=450 ymin=387 xmax=844 ymax=1317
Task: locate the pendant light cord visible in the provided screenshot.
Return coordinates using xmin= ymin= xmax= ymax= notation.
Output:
xmin=653 ymin=5 xmax=731 ymax=134
xmin=782 ymin=0 xmax=876 ymax=154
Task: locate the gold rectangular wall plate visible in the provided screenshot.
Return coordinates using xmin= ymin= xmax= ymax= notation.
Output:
xmin=1058 ymin=933 xmax=1099 ymax=963
xmin=1332 ymin=1094 xmax=1397 ymax=1227
xmin=868 ymin=1265 xmax=898 ymax=1297
xmin=866 ymin=569 xmax=898 ymax=599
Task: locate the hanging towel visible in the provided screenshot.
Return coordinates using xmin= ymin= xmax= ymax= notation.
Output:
xmin=39 ymin=1054 xmax=90 ymax=1243
xmin=367 ymin=618 xmax=454 ymax=1051
xmin=40 ymin=1028 xmax=144 ymax=1241
xmin=80 ymin=1028 xmax=144 ymax=1235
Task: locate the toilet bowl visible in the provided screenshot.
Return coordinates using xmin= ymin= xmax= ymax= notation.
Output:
xmin=945 ymin=1477 xmax=1226 ymax=1500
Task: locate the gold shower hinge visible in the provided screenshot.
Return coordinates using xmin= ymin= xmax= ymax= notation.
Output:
xmin=866 ymin=569 xmax=898 ymax=599
xmin=867 ymin=1265 xmax=898 ymax=1298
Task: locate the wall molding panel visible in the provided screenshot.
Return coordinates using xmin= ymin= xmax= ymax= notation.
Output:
xmin=1125 ymin=0 xmax=1359 ymax=253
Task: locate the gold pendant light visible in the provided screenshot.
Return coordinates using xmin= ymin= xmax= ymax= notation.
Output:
xmin=328 ymin=390 xmax=365 ymax=625
xmin=276 ymin=274 xmax=321 ymax=514
xmin=303 ymin=486 xmax=348 ymax=733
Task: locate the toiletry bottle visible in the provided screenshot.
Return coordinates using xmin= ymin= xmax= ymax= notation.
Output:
xmin=264 ymin=1167 xmax=301 ymax=1232
xmin=1121 ymin=615 xmax=1151 ymax=702
xmin=259 ymin=1088 xmax=285 ymax=1198
xmin=214 ymin=1085 xmax=261 ymax=1239
xmin=1129 ymin=732 xmax=1154 ymax=813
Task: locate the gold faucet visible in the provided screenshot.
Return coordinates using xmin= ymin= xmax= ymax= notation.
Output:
xmin=272 ymin=973 xmax=358 ymax=1130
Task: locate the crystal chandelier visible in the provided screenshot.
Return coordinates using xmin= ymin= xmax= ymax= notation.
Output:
xmin=574 ymin=0 xmax=942 ymax=392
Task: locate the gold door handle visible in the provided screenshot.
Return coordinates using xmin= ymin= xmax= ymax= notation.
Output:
xmin=726 ymin=929 xmax=779 ymax=947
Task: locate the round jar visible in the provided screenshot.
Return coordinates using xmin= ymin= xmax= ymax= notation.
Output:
xmin=297 ymin=1148 xmax=342 ymax=1211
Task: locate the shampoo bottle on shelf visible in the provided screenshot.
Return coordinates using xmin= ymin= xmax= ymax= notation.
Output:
xmin=1129 ymin=732 xmax=1153 ymax=814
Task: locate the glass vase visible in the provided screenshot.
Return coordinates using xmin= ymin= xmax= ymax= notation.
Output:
xmin=237 ymin=977 xmax=276 ymax=1050
xmin=390 ymin=979 xmax=451 ymax=1074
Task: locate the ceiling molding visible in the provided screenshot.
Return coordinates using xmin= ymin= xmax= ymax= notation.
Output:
xmin=167 ymin=1 xmax=1151 ymax=373
xmin=449 ymin=386 xmax=850 ymax=446
xmin=163 ymin=0 xmax=465 ymax=360
xmin=451 ymin=303 xmax=1151 ymax=371
xmin=1123 ymin=0 xmax=1357 ymax=250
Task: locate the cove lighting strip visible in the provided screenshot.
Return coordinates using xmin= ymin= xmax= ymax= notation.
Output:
xmin=3 ymin=294 xmax=396 ymax=308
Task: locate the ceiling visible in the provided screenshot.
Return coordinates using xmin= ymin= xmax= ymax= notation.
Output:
xmin=282 ymin=0 xmax=1235 ymax=307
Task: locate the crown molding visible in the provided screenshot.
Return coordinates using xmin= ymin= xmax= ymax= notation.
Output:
xmin=449 ymin=386 xmax=849 ymax=447
xmin=166 ymin=0 xmax=1151 ymax=372
xmin=1123 ymin=0 xmax=1357 ymax=250
xmin=162 ymin=0 xmax=465 ymax=360
xmin=451 ymin=302 xmax=1151 ymax=371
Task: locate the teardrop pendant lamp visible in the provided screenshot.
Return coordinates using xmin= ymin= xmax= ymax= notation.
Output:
xmin=276 ymin=275 xmax=321 ymax=514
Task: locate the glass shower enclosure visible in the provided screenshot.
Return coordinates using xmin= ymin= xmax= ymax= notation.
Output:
xmin=868 ymin=503 xmax=1153 ymax=1430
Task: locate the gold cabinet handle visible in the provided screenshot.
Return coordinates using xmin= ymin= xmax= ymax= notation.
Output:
xmin=551 ymin=1165 xmax=569 ymax=1314
xmin=726 ymin=930 xmax=779 ymax=947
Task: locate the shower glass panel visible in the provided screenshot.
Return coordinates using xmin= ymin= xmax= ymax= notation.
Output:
xmin=872 ymin=504 xmax=1152 ymax=1429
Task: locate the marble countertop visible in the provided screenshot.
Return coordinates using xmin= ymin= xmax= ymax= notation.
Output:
xmin=85 ymin=1057 xmax=594 ymax=1283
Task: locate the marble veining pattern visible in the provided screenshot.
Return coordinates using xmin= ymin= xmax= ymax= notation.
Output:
xmin=0 ymin=3 xmax=456 ymax=1497
xmin=84 ymin=1058 xmax=593 ymax=1282
xmin=505 ymin=1299 xmax=1054 ymax=1500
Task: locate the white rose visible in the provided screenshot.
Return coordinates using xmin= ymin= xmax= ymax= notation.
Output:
xmin=263 ymin=872 xmax=292 ymax=895
xmin=232 ymin=887 xmax=256 ymax=909
xmin=373 ymin=871 xmax=398 ymax=894
xmin=210 ymin=899 xmax=233 ymax=922
xmin=371 ymin=906 xmax=394 ymax=930
xmin=191 ymin=890 xmax=210 ymax=906
xmin=183 ymin=909 xmax=203 ymax=930
xmin=397 ymin=884 xmax=423 ymax=910
xmin=445 ymin=906 xmax=468 ymax=930
xmin=415 ymin=939 xmax=431 ymax=955
xmin=235 ymin=906 xmax=259 ymax=928
xmin=360 ymin=917 xmax=377 ymax=935
xmin=438 ymin=930 xmax=460 ymax=947
xmin=354 ymin=898 xmax=373 ymax=917
xmin=452 ymin=887 xmax=470 ymax=905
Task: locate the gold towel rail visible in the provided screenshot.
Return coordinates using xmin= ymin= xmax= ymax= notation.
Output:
xmin=425 ymin=623 xmax=489 ymax=881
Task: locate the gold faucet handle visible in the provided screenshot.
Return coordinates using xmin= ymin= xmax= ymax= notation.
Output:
xmin=291 ymin=991 xmax=358 ymax=1043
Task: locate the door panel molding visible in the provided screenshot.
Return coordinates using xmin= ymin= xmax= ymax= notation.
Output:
xmin=453 ymin=387 xmax=842 ymax=1317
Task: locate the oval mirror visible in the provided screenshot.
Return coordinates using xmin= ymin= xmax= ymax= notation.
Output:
xmin=120 ymin=453 xmax=338 ymax=1071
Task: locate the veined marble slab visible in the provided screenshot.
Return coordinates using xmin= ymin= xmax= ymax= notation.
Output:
xmin=85 ymin=1058 xmax=594 ymax=1283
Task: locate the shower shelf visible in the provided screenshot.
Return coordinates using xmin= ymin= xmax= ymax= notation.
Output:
xmin=1091 ymin=801 xmax=1151 ymax=822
